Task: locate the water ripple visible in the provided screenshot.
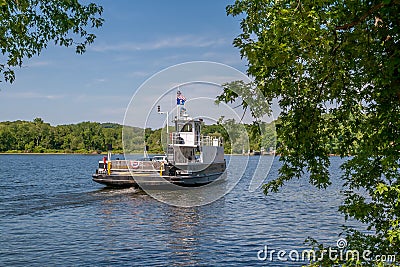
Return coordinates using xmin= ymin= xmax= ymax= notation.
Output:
xmin=0 ymin=154 xmax=363 ymax=266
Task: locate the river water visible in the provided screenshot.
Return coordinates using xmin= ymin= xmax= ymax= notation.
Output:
xmin=0 ymin=154 xmax=355 ymax=266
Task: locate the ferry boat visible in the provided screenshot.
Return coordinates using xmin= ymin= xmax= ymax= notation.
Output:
xmin=92 ymin=91 xmax=226 ymax=188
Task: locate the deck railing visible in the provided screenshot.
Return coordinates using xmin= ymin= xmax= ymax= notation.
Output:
xmin=169 ymin=133 xmax=223 ymax=147
xmin=104 ymin=159 xmax=162 ymax=172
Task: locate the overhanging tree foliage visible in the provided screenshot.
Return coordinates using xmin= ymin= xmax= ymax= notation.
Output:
xmin=221 ymin=1 xmax=399 ymax=266
xmin=0 ymin=0 xmax=103 ymax=83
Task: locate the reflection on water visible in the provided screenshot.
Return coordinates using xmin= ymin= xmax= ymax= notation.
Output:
xmin=0 ymin=154 xmax=360 ymax=266
xmin=163 ymin=207 xmax=202 ymax=266
xmin=145 ymin=173 xmax=228 ymax=207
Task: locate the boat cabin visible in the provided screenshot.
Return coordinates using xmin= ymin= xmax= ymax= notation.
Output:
xmin=167 ymin=106 xmax=223 ymax=165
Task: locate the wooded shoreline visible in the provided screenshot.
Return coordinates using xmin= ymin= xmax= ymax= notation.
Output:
xmin=0 ymin=118 xmax=279 ymax=155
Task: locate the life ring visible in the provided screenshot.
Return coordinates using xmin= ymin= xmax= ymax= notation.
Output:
xmin=131 ymin=161 xmax=140 ymax=169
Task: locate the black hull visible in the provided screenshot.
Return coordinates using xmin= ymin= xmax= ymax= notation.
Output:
xmin=92 ymin=172 xmax=225 ymax=189
xmin=92 ymin=174 xmax=139 ymax=188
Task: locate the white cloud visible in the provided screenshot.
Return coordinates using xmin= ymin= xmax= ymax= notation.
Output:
xmin=2 ymin=91 xmax=64 ymax=100
xmin=127 ymin=71 xmax=150 ymax=77
xmin=201 ymin=51 xmax=247 ymax=67
xmin=22 ymin=61 xmax=52 ymax=68
xmin=73 ymin=94 xmax=128 ymax=103
xmin=91 ymin=35 xmax=228 ymax=52
xmin=99 ymin=107 xmax=127 ymax=116
xmin=84 ymin=78 xmax=109 ymax=88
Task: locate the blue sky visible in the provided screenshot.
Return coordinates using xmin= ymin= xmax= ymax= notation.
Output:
xmin=1 ymin=0 xmax=249 ymax=125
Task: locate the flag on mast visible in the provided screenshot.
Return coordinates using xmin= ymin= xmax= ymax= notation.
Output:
xmin=176 ymin=90 xmax=186 ymax=105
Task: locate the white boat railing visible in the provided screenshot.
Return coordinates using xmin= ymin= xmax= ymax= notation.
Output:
xmin=169 ymin=133 xmax=223 ymax=147
xmin=104 ymin=159 xmax=163 ymax=172
xmin=200 ymin=135 xmax=223 ymax=147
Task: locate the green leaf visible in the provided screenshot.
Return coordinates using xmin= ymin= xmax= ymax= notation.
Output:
xmin=375 ymin=183 xmax=389 ymax=195
xmin=222 ymin=0 xmax=400 ymax=265
xmin=0 ymin=0 xmax=103 ymax=84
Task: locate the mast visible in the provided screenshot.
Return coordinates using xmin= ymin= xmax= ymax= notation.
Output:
xmin=176 ymin=90 xmax=186 ymax=122
xmin=157 ymin=105 xmax=169 ymax=143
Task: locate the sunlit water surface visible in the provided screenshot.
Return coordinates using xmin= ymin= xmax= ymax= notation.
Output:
xmin=0 ymin=155 xmax=358 ymax=266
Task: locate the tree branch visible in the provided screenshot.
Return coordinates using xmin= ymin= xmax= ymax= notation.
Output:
xmin=335 ymin=3 xmax=384 ymax=30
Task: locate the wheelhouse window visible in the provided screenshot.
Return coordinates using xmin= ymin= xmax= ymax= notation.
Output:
xmin=180 ymin=123 xmax=193 ymax=132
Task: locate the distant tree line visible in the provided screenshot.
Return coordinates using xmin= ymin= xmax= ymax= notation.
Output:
xmin=0 ymin=117 xmax=343 ymax=155
xmin=0 ymin=118 xmax=123 ymax=153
